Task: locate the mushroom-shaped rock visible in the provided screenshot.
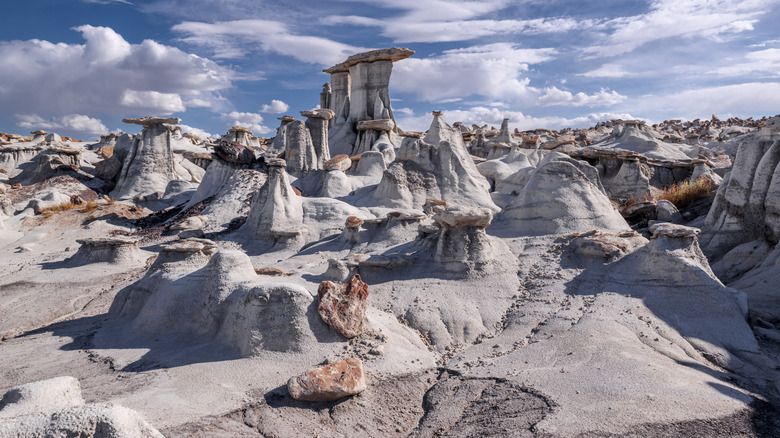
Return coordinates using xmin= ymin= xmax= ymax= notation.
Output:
xmin=650 ymin=223 xmax=700 ymax=239
xmin=317 ymin=273 xmax=369 ymax=338
xmin=357 ymin=119 xmax=395 ymax=132
xmin=287 ymin=358 xmax=367 ymax=402
xmin=570 ymin=230 xmax=648 ymax=260
xmin=324 ymin=154 xmax=351 ymax=172
xmin=71 ymin=237 xmax=146 ymax=265
xmin=215 ymin=140 xmax=256 ymax=165
xmin=427 ymin=205 xmax=506 ymax=269
xmin=302 ymin=109 xmax=334 ymax=169
xmin=432 ymin=205 xmax=493 ymax=228
xmin=111 ymin=118 xmax=179 ymax=201
xmin=122 ymin=116 xmax=181 ymax=126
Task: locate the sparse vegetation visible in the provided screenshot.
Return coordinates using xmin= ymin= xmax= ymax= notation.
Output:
xmin=38 ymin=199 xmax=102 ymax=217
xmin=658 ymin=177 xmax=714 ymax=210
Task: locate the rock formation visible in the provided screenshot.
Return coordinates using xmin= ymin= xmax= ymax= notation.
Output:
xmin=287 ymin=358 xmax=366 ymax=402
xmin=501 ymin=154 xmax=630 ymax=235
xmin=324 ymin=48 xmax=414 ymax=157
xmin=111 ymin=117 xmax=180 ymax=202
xmin=373 ymin=113 xmax=499 ymax=212
xmin=0 ymin=377 xmax=162 ymax=437
xmin=240 ymin=158 xmax=304 ymax=238
xmin=317 ymin=274 xmax=369 ymax=338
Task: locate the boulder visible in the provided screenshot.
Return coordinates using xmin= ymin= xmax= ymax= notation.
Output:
xmin=317 ymin=274 xmax=369 ymax=338
xmin=287 ymin=358 xmax=367 ymax=402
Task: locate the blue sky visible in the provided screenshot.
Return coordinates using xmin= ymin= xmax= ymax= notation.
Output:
xmin=1 ymin=0 xmax=779 ymax=139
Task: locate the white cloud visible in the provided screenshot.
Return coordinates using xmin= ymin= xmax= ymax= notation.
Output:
xmin=172 ymin=19 xmax=369 ymax=65
xmin=179 ymin=124 xmax=213 ymax=140
xmin=15 ymin=113 xmax=108 ymax=136
xmin=712 ymin=48 xmax=780 ymax=78
xmin=395 ymin=106 xmax=634 ymax=132
xmin=586 ymin=0 xmax=777 ymax=57
xmin=537 ymin=87 xmax=626 ymax=107
xmin=83 ymin=0 xmax=133 ymax=4
xmin=322 ymin=1 xmax=589 ymax=43
xmin=0 ymin=25 xmax=234 ymax=119
xmin=634 ymin=82 xmax=780 ymax=118
xmin=259 ymin=99 xmax=289 ymax=113
xmin=221 ymin=111 xmax=272 ymax=135
xmin=392 ymin=43 xmax=557 ymax=103
xmin=120 ymin=90 xmax=185 ymax=113
xmin=581 ymin=63 xmax=634 ymax=78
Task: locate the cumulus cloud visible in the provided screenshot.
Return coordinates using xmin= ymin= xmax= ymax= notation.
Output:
xmin=581 ymin=63 xmax=634 ymax=78
xmin=322 ymin=0 xmax=589 ymax=43
xmin=395 ymin=106 xmax=634 ymax=132
xmin=172 ymin=19 xmax=369 ymax=65
xmin=392 ymin=43 xmax=557 ymax=103
xmin=0 ymin=25 xmax=233 ymax=122
xmin=391 ymin=43 xmax=625 ymax=109
xmin=537 ymin=87 xmax=626 ymax=107
xmin=15 ymin=113 xmax=108 ymax=136
xmin=221 ymin=111 xmax=272 ymax=135
xmin=634 ymin=82 xmax=780 ymax=118
xmin=259 ymin=99 xmax=289 ymax=113
xmin=179 ymin=124 xmax=213 ymax=140
xmin=712 ymin=48 xmax=780 ymax=78
xmin=586 ymin=0 xmax=778 ymax=57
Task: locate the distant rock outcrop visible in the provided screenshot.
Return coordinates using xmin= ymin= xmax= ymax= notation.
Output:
xmin=111 ymin=117 xmax=181 ymax=202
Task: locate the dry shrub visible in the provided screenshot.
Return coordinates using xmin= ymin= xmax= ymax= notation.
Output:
xmin=658 ymin=177 xmax=713 ymax=210
xmin=617 ymin=193 xmax=654 ymax=209
xmin=40 ymin=201 xmax=78 ymax=214
xmin=39 ymin=199 xmax=101 ymax=216
xmin=103 ymin=195 xmax=116 ymax=204
xmin=81 ymin=200 xmax=99 ymax=213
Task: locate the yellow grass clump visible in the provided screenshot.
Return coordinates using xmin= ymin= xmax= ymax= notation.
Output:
xmin=658 ymin=177 xmax=714 ymax=210
xmin=39 ymin=199 xmax=101 ymax=217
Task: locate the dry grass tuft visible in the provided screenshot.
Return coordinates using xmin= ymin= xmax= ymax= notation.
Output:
xmin=40 ymin=201 xmax=79 ymax=214
xmin=658 ymin=177 xmax=713 ymax=210
xmin=81 ymin=200 xmax=99 ymax=213
xmin=39 ymin=199 xmax=103 ymax=217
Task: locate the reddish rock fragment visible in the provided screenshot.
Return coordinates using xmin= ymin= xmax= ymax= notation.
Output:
xmin=287 ymin=358 xmax=366 ymax=402
xmin=317 ymin=274 xmax=369 ymax=338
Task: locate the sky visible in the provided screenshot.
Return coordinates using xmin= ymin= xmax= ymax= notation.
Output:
xmin=1 ymin=0 xmax=779 ymax=140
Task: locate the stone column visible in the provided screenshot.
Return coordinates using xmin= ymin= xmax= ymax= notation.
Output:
xmin=301 ymin=109 xmax=335 ymax=168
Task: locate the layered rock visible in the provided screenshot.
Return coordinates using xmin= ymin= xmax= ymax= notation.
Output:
xmin=429 ymin=205 xmax=504 ymax=269
xmin=240 ymin=158 xmax=304 ymax=238
xmin=108 ymin=249 xmax=318 ymax=356
xmin=70 ymin=237 xmax=147 ymax=265
xmin=324 ymin=48 xmax=414 ymax=156
xmin=317 ymin=274 xmax=369 ymax=338
xmin=502 ymin=155 xmax=630 ymax=235
xmin=287 ymin=358 xmax=367 ymax=402
xmin=0 ymin=377 xmax=162 ymax=437
xmin=110 ymin=117 xmax=181 ymax=201
xmin=701 ymin=137 xmax=780 ymax=257
xmin=373 ymin=113 xmax=499 ymax=212
xmin=301 ymin=109 xmax=334 ymax=170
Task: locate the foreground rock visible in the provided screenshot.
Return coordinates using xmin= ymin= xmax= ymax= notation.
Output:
xmin=317 ymin=274 xmax=369 ymax=338
xmin=0 ymin=376 xmax=162 ymax=437
xmin=287 ymin=358 xmax=367 ymax=402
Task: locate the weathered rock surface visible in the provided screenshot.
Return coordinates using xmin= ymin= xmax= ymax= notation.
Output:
xmin=0 ymin=377 xmax=162 ymax=438
xmin=287 ymin=358 xmax=367 ymax=402
xmin=317 ymin=274 xmax=369 ymax=339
